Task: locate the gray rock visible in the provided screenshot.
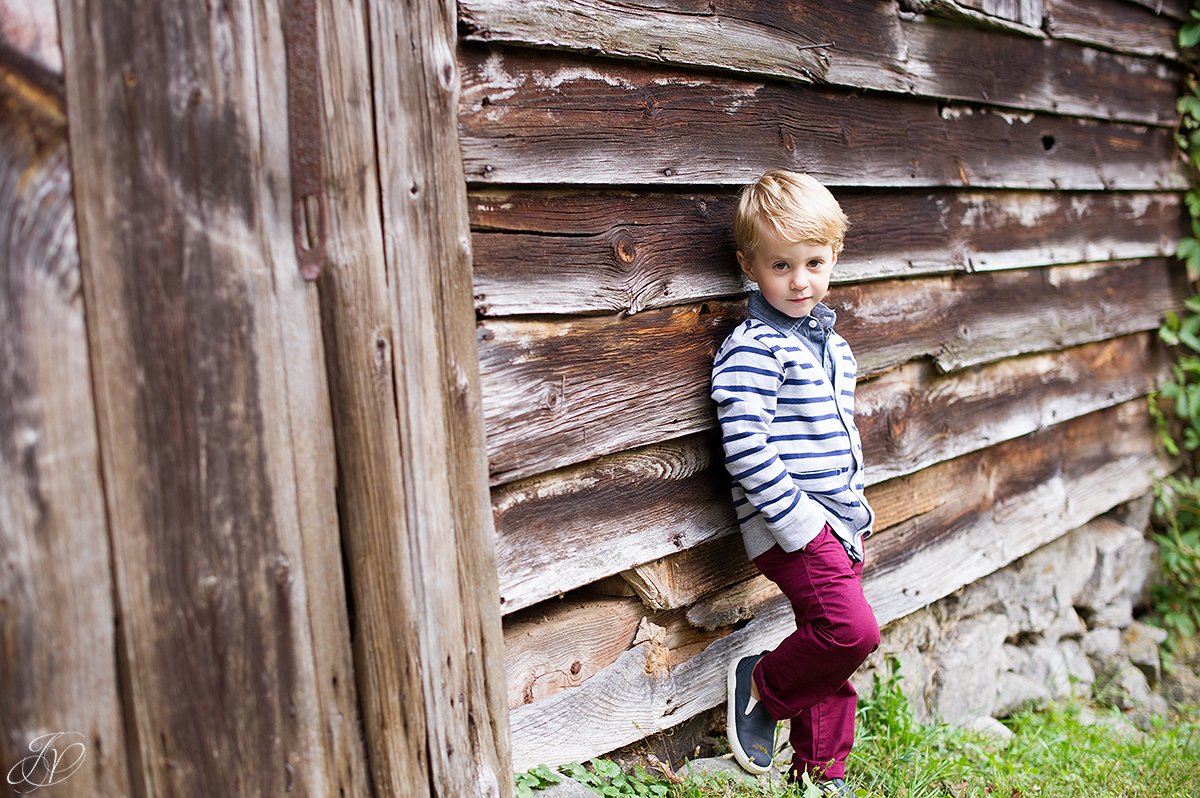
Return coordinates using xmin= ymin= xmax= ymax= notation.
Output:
xmin=1111 ymin=662 xmax=1154 ymax=711
xmin=929 ymin=613 xmax=1007 ymax=724
xmin=962 ymin=716 xmax=1013 ymax=748
xmin=993 ymin=671 xmax=1050 ymax=717
xmin=1082 ymin=627 xmax=1122 ymax=669
xmin=1094 ymin=712 xmax=1146 ymax=744
xmin=1075 ymin=520 xmax=1152 ymax=624
xmin=679 ymin=756 xmax=783 ymax=786
xmin=855 ymin=609 xmax=938 ymax=722
xmin=1163 ymin=660 xmax=1200 ymax=707
xmin=1107 ymin=493 xmax=1153 ymax=536
xmin=1121 ymin=622 xmax=1167 ymax=687
xmin=1087 ymin=598 xmax=1135 ymax=631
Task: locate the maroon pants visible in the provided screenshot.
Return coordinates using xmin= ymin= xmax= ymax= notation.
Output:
xmin=751 ymin=525 xmax=880 ymax=781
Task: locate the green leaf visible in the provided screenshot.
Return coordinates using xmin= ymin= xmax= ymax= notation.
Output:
xmin=1182 ymin=22 xmax=1200 ymax=49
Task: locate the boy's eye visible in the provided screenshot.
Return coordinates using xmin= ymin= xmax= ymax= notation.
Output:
xmin=807 ymin=259 xmax=825 ymax=269
xmin=772 ymin=262 xmax=790 ymax=271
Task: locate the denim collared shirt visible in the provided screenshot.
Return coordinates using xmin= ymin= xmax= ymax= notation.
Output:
xmin=746 ymin=290 xmax=838 ymax=380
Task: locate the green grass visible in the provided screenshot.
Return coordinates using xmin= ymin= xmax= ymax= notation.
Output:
xmin=521 ymin=662 xmax=1200 ymax=798
xmin=666 ymin=701 xmax=1200 ymax=798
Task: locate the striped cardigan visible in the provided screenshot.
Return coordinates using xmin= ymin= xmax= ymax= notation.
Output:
xmin=710 ymin=294 xmax=874 ymax=562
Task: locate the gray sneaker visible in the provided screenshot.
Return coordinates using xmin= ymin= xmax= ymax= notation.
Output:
xmin=819 ymin=778 xmax=853 ymax=796
xmin=726 ymin=653 xmax=776 ymax=774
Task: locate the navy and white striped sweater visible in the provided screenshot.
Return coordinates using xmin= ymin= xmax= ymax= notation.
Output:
xmin=711 ymin=292 xmax=874 ymax=562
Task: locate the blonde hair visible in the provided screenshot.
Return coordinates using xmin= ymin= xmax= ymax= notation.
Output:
xmin=734 ymin=170 xmax=849 ymax=257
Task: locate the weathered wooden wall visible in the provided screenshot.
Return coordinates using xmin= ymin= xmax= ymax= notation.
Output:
xmin=458 ymin=0 xmax=1191 ymax=769
xmin=1 ymin=2 xmax=511 ymax=797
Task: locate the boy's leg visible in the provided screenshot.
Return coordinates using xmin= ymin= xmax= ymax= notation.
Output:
xmin=751 ymin=525 xmax=877 ymax=780
xmin=787 ymin=680 xmax=858 ymax=781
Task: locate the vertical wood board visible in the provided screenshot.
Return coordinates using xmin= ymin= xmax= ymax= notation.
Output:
xmin=367 ymin=0 xmax=513 ymax=793
xmin=0 ymin=87 xmax=130 ymax=798
xmin=57 ymin=1 xmax=367 ymax=794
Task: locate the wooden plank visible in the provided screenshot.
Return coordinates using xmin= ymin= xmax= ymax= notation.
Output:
xmin=495 ymin=333 xmax=1167 ymax=613
xmin=56 ymin=1 xmax=368 ymax=794
xmin=507 ymin=400 xmax=1168 ymax=769
xmin=459 ymin=45 xmax=1183 ymax=189
xmin=458 ymin=0 xmax=1179 ymax=125
xmin=303 ymin=3 xmax=437 ymax=796
xmin=494 ymin=434 xmax=736 ymax=614
xmin=1045 ymin=0 xmax=1179 ymax=58
xmin=856 ymin=333 xmax=1170 ymax=484
xmin=618 ymin=534 xmax=759 ymax=611
xmin=0 ymin=88 xmax=131 ymax=797
xmin=0 ymin=0 xmax=63 ymax=86
xmin=471 ymin=189 xmax=1183 ymax=316
xmin=481 ymin=259 xmax=1186 ymax=484
xmin=503 ymin=597 xmax=645 ymax=709
xmin=1126 ymin=0 xmax=1188 ymax=20
xmin=367 ymin=0 xmax=513 ymax=794
xmin=953 ymin=0 xmax=1044 ymax=27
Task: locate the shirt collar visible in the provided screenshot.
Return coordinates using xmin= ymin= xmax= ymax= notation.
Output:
xmin=747 ymin=290 xmax=837 ymax=337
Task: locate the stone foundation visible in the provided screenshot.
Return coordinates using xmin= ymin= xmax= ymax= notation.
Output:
xmin=852 ymin=494 xmax=1170 ymax=728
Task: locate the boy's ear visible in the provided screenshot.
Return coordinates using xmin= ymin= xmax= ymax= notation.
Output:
xmin=736 ymin=251 xmax=754 ymax=280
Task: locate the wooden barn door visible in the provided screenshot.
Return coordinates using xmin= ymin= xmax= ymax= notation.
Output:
xmin=0 ymin=1 xmax=508 ymax=796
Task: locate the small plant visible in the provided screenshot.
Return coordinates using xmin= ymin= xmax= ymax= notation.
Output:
xmin=855 ymin=656 xmax=914 ymax=744
xmin=1151 ymin=476 xmax=1200 ymax=642
xmin=559 ymin=758 xmax=672 ymax=798
xmin=1148 ymin=0 xmax=1200 ymax=655
xmin=515 ymin=764 xmax=563 ymax=797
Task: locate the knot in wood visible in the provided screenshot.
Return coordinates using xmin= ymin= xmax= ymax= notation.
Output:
xmin=779 ymin=126 xmax=795 ymax=153
xmin=612 ymin=229 xmax=637 ymax=265
xmin=544 ymin=381 xmax=565 ymax=411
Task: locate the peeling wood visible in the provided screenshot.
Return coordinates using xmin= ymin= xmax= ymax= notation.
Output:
xmin=901 ymin=0 xmax=1044 ymax=36
xmin=470 ymin=189 xmax=1183 ymax=316
xmin=1044 ymin=0 xmax=1180 ymax=58
xmin=493 ymin=333 xmax=1169 ymax=611
xmin=493 ymin=434 xmax=734 ymax=614
xmin=460 ymin=45 xmax=1182 ymax=189
xmin=503 ymin=597 xmax=645 ymax=709
xmin=57 ymin=1 xmax=368 ymax=793
xmin=459 ymin=0 xmax=1178 ymax=125
xmin=0 ymin=0 xmax=63 ymax=83
xmin=0 ymin=73 xmax=131 ymax=798
xmin=481 ymin=260 xmax=1186 ymax=484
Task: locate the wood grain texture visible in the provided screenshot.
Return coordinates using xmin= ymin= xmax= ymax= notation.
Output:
xmin=0 ymin=91 xmax=130 ymax=798
xmin=480 ymin=259 xmax=1186 ymax=484
xmin=471 ymin=189 xmax=1183 ymax=316
xmin=367 ymin=0 xmax=513 ymax=794
xmin=507 ymin=400 xmax=1167 ymax=769
xmin=492 ymin=333 xmax=1168 ymax=612
xmin=459 ymin=45 xmax=1183 ymax=189
xmin=493 ymin=434 xmax=735 ymax=614
xmin=503 ymin=597 xmax=645 ymax=709
xmin=459 ymin=0 xmax=1179 ymax=125
xmin=307 ymin=3 xmax=428 ymax=796
xmin=1045 ymin=0 xmax=1180 ymax=57
xmin=57 ymin=1 xmax=366 ymax=794
xmin=953 ymin=0 xmax=1044 ymax=27
xmin=0 ymin=0 xmax=64 ymax=99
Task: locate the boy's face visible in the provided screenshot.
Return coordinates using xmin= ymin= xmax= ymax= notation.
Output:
xmin=737 ymin=222 xmax=836 ymax=319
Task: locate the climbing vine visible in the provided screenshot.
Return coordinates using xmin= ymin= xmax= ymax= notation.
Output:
xmin=1149 ymin=5 xmax=1200 ymax=649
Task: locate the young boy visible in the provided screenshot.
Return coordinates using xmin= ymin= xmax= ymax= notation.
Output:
xmin=710 ymin=170 xmax=880 ymax=795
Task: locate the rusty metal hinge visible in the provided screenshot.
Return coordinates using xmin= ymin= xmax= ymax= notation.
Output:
xmin=284 ymin=0 xmax=326 ymax=281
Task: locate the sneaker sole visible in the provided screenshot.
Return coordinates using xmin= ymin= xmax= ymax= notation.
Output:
xmin=726 ymin=656 xmax=771 ymax=775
